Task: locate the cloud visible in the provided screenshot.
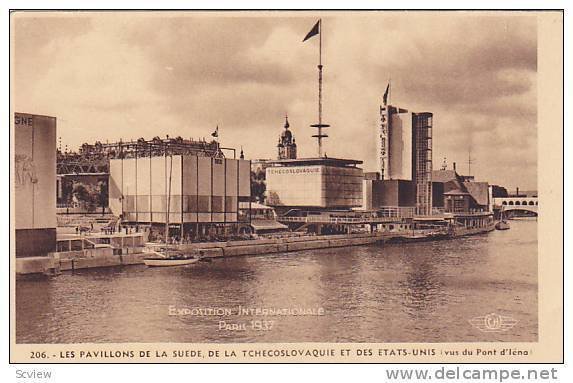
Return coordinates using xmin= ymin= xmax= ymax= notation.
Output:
xmin=12 ymin=12 xmax=537 ymax=190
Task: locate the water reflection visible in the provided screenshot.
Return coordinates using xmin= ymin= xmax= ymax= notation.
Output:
xmin=400 ymin=256 xmax=441 ymax=315
xmin=16 ymin=220 xmax=538 ymax=343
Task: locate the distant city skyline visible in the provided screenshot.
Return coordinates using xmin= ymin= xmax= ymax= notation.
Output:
xmin=12 ymin=12 xmax=537 ymax=190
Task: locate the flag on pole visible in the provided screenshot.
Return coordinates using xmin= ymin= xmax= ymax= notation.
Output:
xmin=382 ymin=83 xmax=390 ymax=105
xmin=211 ymin=125 xmax=219 ymax=138
xmin=303 ymin=20 xmax=320 ymax=42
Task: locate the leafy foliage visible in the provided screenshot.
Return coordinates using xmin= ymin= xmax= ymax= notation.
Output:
xmin=250 ymin=170 xmax=266 ymax=203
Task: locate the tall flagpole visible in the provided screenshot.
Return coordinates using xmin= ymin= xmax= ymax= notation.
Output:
xmin=388 ymin=77 xmax=391 ymax=105
xmin=311 ymin=19 xmax=329 ymax=158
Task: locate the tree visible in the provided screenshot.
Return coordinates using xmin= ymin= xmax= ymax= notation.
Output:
xmin=250 ymin=171 xmax=266 ymax=203
xmin=491 ymin=185 xmax=509 ymax=198
xmin=72 ymin=182 xmax=98 ymax=212
xmin=97 ymin=180 xmax=109 ymax=214
xmin=255 ymin=168 xmax=265 ymax=181
xmin=59 ymin=178 xmax=74 ymax=205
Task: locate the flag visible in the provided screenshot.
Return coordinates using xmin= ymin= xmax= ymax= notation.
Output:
xmin=303 ymin=20 xmax=320 ymax=42
xmin=383 ymin=83 xmax=390 ymax=105
xmin=211 ymin=125 xmax=218 ymax=138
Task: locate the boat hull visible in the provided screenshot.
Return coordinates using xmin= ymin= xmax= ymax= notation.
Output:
xmin=495 ymin=221 xmax=510 ymax=230
xmin=450 ymin=224 xmax=495 ymax=237
xmin=143 ymin=258 xmax=199 ymax=267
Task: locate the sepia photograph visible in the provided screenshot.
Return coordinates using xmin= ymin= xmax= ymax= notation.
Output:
xmin=9 ymin=9 xmax=563 ymax=363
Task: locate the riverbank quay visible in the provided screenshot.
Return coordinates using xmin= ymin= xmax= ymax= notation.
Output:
xmin=15 ymin=219 xmax=495 ymax=276
xmin=15 ymin=231 xmax=399 ymax=276
xmin=168 ymin=231 xmax=397 ymax=258
xmin=16 ymin=232 xmax=146 ymax=277
xmin=15 ymin=251 xmax=147 ymax=277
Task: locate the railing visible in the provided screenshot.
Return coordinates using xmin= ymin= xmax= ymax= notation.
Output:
xmin=57 ymin=206 xmax=111 ymax=214
xmin=56 ymin=238 xmax=96 ymax=252
xmin=453 ymin=209 xmax=493 ymax=216
xmin=278 ymin=207 xmax=416 ymax=225
xmin=501 ymin=204 xmax=538 ymax=210
xmin=56 ymin=233 xmax=144 ymax=253
xmin=409 ymin=228 xmax=449 ymax=236
xmin=57 ymin=202 xmax=77 ymax=208
xmin=279 ymin=216 xmax=376 ymax=224
xmin=377 ymin=206 xmax=416 ymax=218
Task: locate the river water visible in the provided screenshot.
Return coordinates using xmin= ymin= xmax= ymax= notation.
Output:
xmin=16 ymin=219 xmax=537 ymax=344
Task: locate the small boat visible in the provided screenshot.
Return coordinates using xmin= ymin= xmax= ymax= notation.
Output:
xmin=495 ymin=220 xmax=510 ymax=230
xmin=143 ymin=247 xmax=199 ymax=267
xmin=495 ymin=209 xmax=510 ymax=231
xmin=143 ymin=257 xmax=199 ymax=267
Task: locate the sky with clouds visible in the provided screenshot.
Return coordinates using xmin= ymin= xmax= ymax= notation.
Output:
xmin=12 ymin=11 xmax=537 ymax=190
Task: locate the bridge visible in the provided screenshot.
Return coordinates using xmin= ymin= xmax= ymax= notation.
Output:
xmin=492 ymin=197 xmax=538 ymax=216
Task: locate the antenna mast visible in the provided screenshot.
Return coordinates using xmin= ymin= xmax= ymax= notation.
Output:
xmin=468 ymin=147 xmax=474 ymax=177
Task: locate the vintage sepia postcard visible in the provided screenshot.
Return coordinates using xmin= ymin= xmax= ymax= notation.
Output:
xmin=9 ymin=10 xmax=563 ymax=363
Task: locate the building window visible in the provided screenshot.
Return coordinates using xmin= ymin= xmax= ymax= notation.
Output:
xmin=225 ymin=196 xmax=238 ymax=212
xmin=183 ymin=195 xmax=198 ymax=213
xmin=528 ymin=201 xmax=534 ymax=206
xmin=509 ymin=201 xmax=514 ymax=205
xmin=211 ymin=196 xmax=224 ymax=212
xmin=197 ymin=196 xmax=211 ymax=212
xmin=502 ymin=201 xmax=507 ymax=205
xmin=453 ymin=198 xmax=466 ymax=213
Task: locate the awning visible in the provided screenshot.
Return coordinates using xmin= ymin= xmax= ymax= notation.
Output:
xmin=413 ymin=216 xmax=447 ymax=221
xmin=250 ymin=219 xmax=288 ymax=232
xmin=239 ymin=202 xmax=275 ymax=210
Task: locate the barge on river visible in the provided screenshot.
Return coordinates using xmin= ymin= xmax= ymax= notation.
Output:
xmin=277 ymin=208 xmax=495 ymax=240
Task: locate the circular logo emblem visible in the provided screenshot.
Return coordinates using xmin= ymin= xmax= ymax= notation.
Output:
xmin=484 ymin=313 xmax=502 ymax=330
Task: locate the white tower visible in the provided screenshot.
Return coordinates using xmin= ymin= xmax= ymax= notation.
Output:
xmin=378 ymin=104 xmax=389 ymax=180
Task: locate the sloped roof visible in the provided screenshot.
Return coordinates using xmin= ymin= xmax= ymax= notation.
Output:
xmin=432 ymin=170 xmax=458 ymax=183
xmin=463 ymin=181 xmax=489 ymax=206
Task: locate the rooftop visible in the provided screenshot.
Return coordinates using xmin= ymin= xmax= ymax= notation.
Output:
xmin=432 ymin=169 xmax=458 ymax=183
xmin=266 ymin=157 xmax=363 ymax=168
xmin=463 ymin=181 xmax=490 ymax=206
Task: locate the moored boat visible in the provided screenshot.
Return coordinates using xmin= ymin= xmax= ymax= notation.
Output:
xmin=143 ymin=257 xmax=199 ymax=267
xmin=495 ymin=220 xmax=510 ymax=230
xmin=495 ymin=210 xmax=510 ymax=230
xmin=143 ymin=247 xmax=199 ymax=267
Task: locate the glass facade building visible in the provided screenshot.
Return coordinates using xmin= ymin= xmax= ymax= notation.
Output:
xmin=109 ymin=155 xmax=251 ymax=225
